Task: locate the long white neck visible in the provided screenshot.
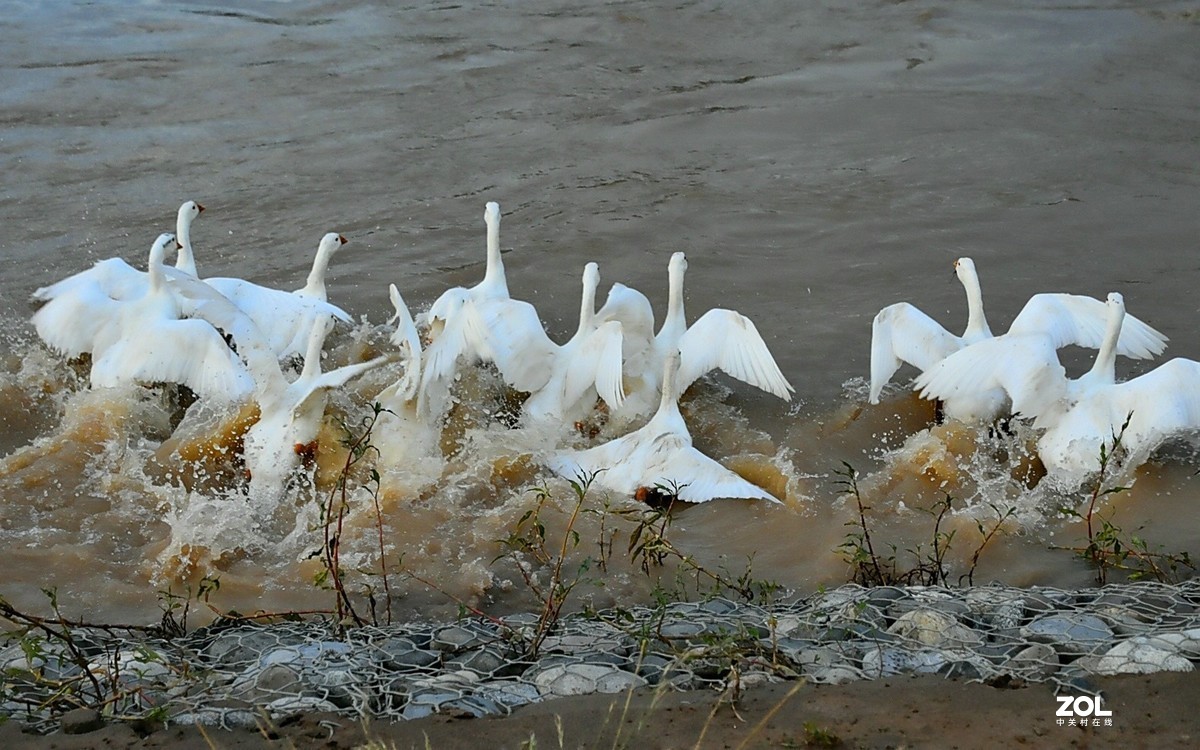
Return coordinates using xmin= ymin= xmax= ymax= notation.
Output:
xmin=1083 ymin=295 xmax=1125 ymax=385
xmin=576 ymin=263 xmax=599 ymax=338
xmin=147 ymin=234 xmax=173 ymax=294
xmin=175 ymin=205 xmax=198 ymax=276
xmin=649 ymin=350 xmax=684 ymax=431
xmin=298 ymin=316 xmax=330 ymax=383
xmin=300 ymin=235 xmax=340 ymax=299
xmin=959 ymin=264 xmax=991 ymax=339
xmin=659 ymin=252 xmax=688 ymax=341
xmin=482 ymin=202 xmax=507 ymax=296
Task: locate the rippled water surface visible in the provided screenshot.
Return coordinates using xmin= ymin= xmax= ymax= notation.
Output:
xmin=1 ymin=0 xmax=1198 ymax=623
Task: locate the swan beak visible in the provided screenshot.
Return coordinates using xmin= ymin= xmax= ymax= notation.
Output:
xmin=174 ymin=239 xmax=183 ymax=250
xmin=196 ymin=203 xmax=206 ymax=213
xmin=337 ymin=234 xmax=347 ymax=245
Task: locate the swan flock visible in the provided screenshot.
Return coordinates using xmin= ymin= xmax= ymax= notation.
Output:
xmin=29 ymin=201 xmax=1194 ymax=510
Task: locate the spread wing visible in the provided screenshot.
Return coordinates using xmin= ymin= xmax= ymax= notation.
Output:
xmin=869 ymin=302 xmax=963 ymax=403
xmin=1008 ymin=293 xmax=1167 ymax=359
xmin=676 ymin=309 xmax=792 ymax=401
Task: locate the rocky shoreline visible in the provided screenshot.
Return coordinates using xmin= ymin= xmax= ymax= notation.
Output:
xmin=4 ymin=580 xmax=1200 ymax=736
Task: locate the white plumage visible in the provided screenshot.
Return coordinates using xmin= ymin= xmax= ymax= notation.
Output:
xmin=205 ymin=232 xmax=353 ymax=360
xmin=243 ymin=313 xmax=392 ymax=502
xmin=86 ymin=233 xmax=256 ymax=403
xmin=31 ymin=200 xmax=205 ymax=305
xmin=604 ymin=251 xmax=793 ymax=420
xmin=420 ymin=201 xmax=508 ymax=336
xmin=914 ymin=292 xmax=1168 ymax=423
xmin=548 ymin=349 xmax=781 ymax=504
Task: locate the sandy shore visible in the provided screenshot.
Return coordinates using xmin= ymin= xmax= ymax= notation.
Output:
xmin=3 ymin=671 xmax=1196 ymax=749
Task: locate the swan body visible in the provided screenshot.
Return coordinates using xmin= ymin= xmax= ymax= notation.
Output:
xmin=869 ymin=257 xmax=995 ymax=404
xmin=31 ymin=201 xmax=205 ymax=305
xmin=913 ymin=292 xmax=1168 ymax=423
xmin=611 ymin=252 xmax=793 ymax=420
xmin=1021 ymin=297 xmax=1200 ymax=486
xmin=417 ymin=266 xmax=626 ymax=424
xmin=507 ymin=263 xmax=626 ymax=424
xmin=87 ymin=233 xmax=256 ymax=403
xmin=205 ymin=232 xmax=353 ymax=359
xmin=244 ymin=313 xmax=393 ymax=502
xmin=548 ymin=349 xmax=781 ymax=504
xmin=421 ymin=201 xmax=508 ymax=336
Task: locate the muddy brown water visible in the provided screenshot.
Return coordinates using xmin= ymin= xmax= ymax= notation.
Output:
xmin=0 ymin=1 xmax=1197 ymax=623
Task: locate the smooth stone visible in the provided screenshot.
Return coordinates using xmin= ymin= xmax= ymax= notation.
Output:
xmin=532 ymin=663 xmax=646 ymax=696
xmin=1093 ymin=638 xmax=1196 ymax=675
xmin=231 ymin=662 xmax=301 ymax=702
xmin=60 ymin=708 xmax=103 ymax=735
xmin=375 ymin=639 xmax=441 ymax=671
xmin=807 ymin=665 xmax=861 ymax=684
xmin=860 ymin=645 xmax=946 ymax=679
xmin=1020 ymin=614 xmax=1114 ymax=653
xmin=1004 ymin=643 xmax=1060 ymax=680
xmin=431 ymin=624 xmax=490 ymax=652
xmin=170 ymin=707 xmax=260 ymax=729
xmin=475 ymin=680 xmax=544 ymax=710
xmin=445 ymin=646 xmax=525 ymax=678
xmin=887 ymin=609 xmax=982 ymax=649
xmin=698 ymin=598 xmax=741 ymax=616
xmin=204 ymin=628 xmax=296 ymax=668
xmin=265 ymin=696 xmax=339 ymax=718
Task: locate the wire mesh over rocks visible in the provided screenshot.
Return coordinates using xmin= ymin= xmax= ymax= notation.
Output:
xmin=4 ymin=580 xmax=1200 ymax=733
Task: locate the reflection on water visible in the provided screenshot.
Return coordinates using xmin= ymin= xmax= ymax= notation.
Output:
xmin=1 ymin=0 xmax=1198 ymax=622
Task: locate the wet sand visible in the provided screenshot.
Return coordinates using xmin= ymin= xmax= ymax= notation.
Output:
xmin=3 ymin=672 xmax=1199 ymax=749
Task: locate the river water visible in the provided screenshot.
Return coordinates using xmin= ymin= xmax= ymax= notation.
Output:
xmin=0 ymin=0 xmax=1197 ymax=624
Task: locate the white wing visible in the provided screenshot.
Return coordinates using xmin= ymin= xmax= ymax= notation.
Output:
xmin=377 ymin=284 xmax=423 ymax=404
xmin=562 ymin=320 xmax=626 ymax=411
xmin=676 ymin=309 xmax=793 ymax=401
xmin=595 ymin=282 xmax=655 ymax=362
xmin=90 ymin=317 xmax=256 ymax=403
xmin=914 ymin=334 xmax=1068 ymax=419
xmin=205 ymin=276 xmax=352 ymax=358
xmin=1008 ymin=293 xmax=1167 ymax=359
xmin=32 ymin=258 xmax=146 ymax=304
xmin=869 ymin=302 xmax=963 ymax=403
xmin=32 ymin=283 xmax=122 ymax=358
xmin=461 ymin=298 xmax=558 ymax=393
xmin=1106 ymin=358 xmax=1200 ymax=447
xmin=658 ymin=448 xmax=781 ymax=504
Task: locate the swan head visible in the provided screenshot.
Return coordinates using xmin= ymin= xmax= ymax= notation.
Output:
xmin=582 ymin=262 xmax=600 ymax=288
xmin=668 ymin=252 xmax=688 ymax=276
xmin=953 ymin=257 xmax=977 ymax=282
xmin=484 ymin=201 xmax=500 ymax=226
xmin=1107 ymin=292 xmax=1125 ymax=308
xmin=149 ymin=233 xmax=180 ymax=263
xmin=178 ymin=201 xmax=204 ymax=222
xmin=318 ymin=232 xmax=348 ymax=256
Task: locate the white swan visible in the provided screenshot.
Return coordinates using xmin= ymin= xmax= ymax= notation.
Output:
xmin=869 ymin=257 xmax=992 ymax=404
xmin=205 ymin=232 xmax=354 ymax=360
xmin=243 ymin=313 xmax=393 ymax=502
xmin=86 ymin=233 xmax=257 ymax=403
xmin=547 ymin=349 xmax=781 ymax=504
xmin=1031 ymin=300 xmax=1200 ymax=486
xmin=420 ymin=201 xmax=508 ymax=337
xmin=417 ymin=264 xmax=626 ymax=424
xmin=31 ymin=201 xmax=205 ymax=304
xmin=606 ymin=251 xmax=793 ymax=420
xmin=913 ymin=292 xmax=1168 ymax=423
xmin=871 ymin=257 xmax=1168 ymax=411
